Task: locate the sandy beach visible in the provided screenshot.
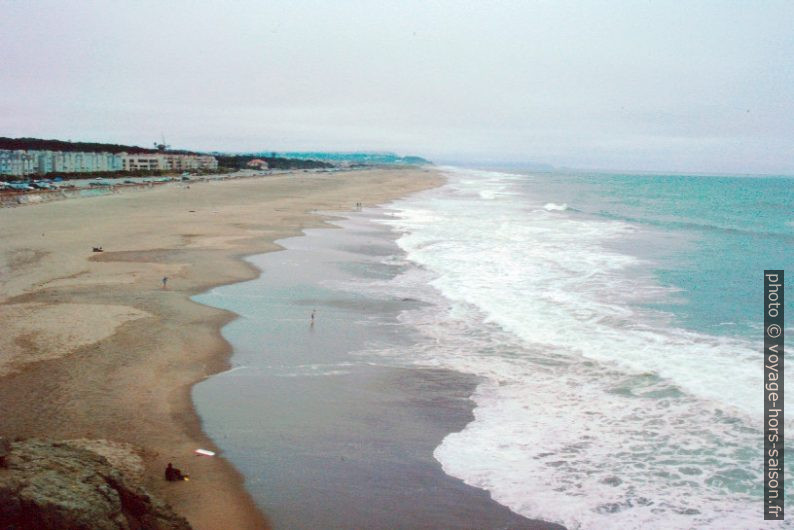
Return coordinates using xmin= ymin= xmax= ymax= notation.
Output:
xmin=0 ymin=167 xmax=442 ymax=529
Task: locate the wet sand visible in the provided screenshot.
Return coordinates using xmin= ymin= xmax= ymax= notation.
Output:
xmin=0 ymin=168 xmax=441 ymax=529
xmin=193 ymin=210 xmax=562 ymax=529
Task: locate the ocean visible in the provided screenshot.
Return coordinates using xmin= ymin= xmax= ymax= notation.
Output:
xmin=194 ymin=167 xmax=792 ymax=529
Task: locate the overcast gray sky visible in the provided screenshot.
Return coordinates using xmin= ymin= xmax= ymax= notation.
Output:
xmin=1 ymin=1 xmax=792 ymax=174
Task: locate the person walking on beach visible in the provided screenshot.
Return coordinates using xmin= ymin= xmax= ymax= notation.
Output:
xmin=162 ymin=276 xmax=168 ymax=289
xmin=310 ymin=309 xmax=316 ymax=327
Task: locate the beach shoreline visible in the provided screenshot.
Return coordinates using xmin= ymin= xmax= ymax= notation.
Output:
xmin=192 ymin=207 xmax=561 ymax=529
xmin=0 ymin=167 xmax=443 ymax=529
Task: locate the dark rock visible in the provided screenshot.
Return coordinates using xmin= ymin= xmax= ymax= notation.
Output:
xmin=0 ymin=439 xmax=10 ymax=468
xmin=0 ymin=439 xmax=191 ymax=529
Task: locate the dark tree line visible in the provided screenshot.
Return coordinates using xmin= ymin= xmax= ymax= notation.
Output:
xmin=214 ymin=155 xmax=333 ymax=170
xmin=0 ymin=137 xmax=198 ymax=155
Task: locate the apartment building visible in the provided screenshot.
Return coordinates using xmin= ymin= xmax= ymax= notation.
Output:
xmin=121 ymin=153 xmax=166 ymax=171
xmin=0 ymin=150 xmax=37 ymax=176
xmin=41 ymin=151 xmax=123 ymax=173
xmin=121 ymin=153 xmax=218 ymax=172
xmin=0 ymin=150 xmax=124 ymax=176
xmin=0 ymin=148 xmax=217 ymax=176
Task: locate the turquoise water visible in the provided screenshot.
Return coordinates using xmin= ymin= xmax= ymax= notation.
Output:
xmin=380 ymin=167 xmax=792 ymax=528
xmin=519 ymin=172 xmax=793 ymax=339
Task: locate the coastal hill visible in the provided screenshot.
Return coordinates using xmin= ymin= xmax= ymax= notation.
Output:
xmin=213 ymin=151 xmax=431 ymax=171
xmin=213 ymin=154 xmax=333 ymax=171
xmin=263 ymin=151 xmax=431 ymax=166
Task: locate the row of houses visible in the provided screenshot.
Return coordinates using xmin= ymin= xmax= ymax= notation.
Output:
xmin=0 ymin=149 xmax=218 ymax=176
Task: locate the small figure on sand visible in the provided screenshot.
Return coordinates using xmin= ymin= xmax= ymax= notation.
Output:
xmin=164 ymin=462 xmax=188 ymax=482
xmin=162 ymin=276 xmax=168 ymax=289
xmin=92 ymin=246 xmax=103 ymax=252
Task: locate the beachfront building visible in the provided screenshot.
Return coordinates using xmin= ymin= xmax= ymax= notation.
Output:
xmin=200 ymin=155 xmax=218 ymax=170
xmin=0 ymin=149 xmax=124 ymax=176
xmin=246 ymin=158 xmax=269 ymax=169
xmin=120 ymin=153 xmax=218 ymax=172
xmin=121 ymin=153 xmax=165 ymax=172
xmin=0 ymin=150 xmax=37 ymax=176
xmin=38 ymin=151 xmax=124 ymax=174
xmin=0 ymin=148 xmax=218 ymax=176
xmin=164 ymin=154 xmax=218 ymax=171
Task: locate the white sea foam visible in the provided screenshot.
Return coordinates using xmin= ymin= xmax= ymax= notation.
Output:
xmin=383 ymin=168 xmax=767 ymax=417
xmin=544 ymin=202 xmax=568 ymax=211
xmin=362 ymin=167 xmax=793 ymax=529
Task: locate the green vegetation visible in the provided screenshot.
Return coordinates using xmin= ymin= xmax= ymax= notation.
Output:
xmin=0 ymin=137 xmax=200 ymax=155
xmin=214 ymin=155 xmax=333 ymax=171
xmin=265 ymin=152 xmax=431 ymax=165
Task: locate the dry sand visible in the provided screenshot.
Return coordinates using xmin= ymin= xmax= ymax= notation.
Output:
xmin=0 ymin=168 xmax=442 ymax=529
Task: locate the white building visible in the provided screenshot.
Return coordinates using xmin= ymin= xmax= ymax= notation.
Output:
xmin=0 ymin=149 xmax=124 ymax=176
xmin=246 ymin=158 xmax=269 ymax=170
xmin=0 ymin=149 xmax=217 ymax=176
xmin=196 ymin=155 xmax=218 ymax=171
xmin=38 ymin=151 xmax=123 ymax=173
xmin=0 ymin=150 xmax=37 ymax=176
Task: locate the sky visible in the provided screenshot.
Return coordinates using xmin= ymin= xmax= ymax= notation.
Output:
xmin=1 ymin=0 xmax=793 ymax=174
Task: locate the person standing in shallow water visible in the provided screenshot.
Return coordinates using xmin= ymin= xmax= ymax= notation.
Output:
xmin=310 ymin=309 xmax=316 ymax=327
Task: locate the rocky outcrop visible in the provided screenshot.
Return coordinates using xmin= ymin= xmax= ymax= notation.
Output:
xmin=0 ymin=438 xmax=190 ymax=530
